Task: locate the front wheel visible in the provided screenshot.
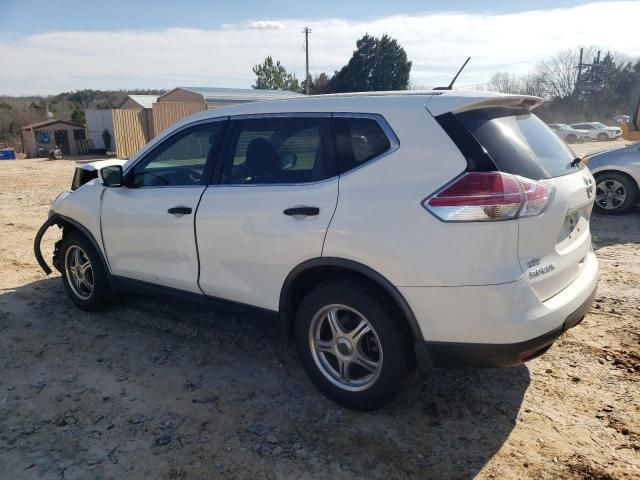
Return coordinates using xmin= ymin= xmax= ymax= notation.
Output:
xmin=60 ymin=231 xmax=113 ymax=310
xmin=594 ymin=172 xmax=638 ymax=215
xmin=295 ymin=280 xmax=411 ymax=410
xmin=597 ymin=133 xmax=609 ymax=141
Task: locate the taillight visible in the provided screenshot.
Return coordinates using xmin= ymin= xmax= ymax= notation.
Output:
xmin=424 ymin=172 xmax=553 ymax=222
xmin=518 ymin=176 xmax=553 ymax=217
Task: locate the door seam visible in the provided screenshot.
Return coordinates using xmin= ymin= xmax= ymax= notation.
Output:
xmin=194 ymin=185 xmax=210 ymax=295
xmin=321 ymin=176 xmax=340 ymax=256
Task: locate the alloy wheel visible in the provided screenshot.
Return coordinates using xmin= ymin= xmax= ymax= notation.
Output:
xmin=308 ymin=304 xmax=383 ymax=392
xmin=64 ymin=245 xmax=94 ymax=300
xmin=596 ymin=179 xmax=627 ymax=210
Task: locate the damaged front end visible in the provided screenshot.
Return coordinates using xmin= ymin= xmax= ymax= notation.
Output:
xmin=34 ymin=158 xmax=127 ymax=275
xmin=33 ymin=216 xmax=62 ymax=275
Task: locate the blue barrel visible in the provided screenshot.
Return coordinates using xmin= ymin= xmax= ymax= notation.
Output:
xmin=0 ymin=149 xmax=16 ymax=160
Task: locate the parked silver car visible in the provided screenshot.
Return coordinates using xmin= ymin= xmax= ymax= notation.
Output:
xmin=583 ymin=142 xmax=640 ymax=214
xmin=548 ymin=124 xmax=589 ymax=144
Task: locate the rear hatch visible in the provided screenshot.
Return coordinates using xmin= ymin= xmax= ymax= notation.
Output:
xmin=455 ymin=106 xmax=595 ymax=301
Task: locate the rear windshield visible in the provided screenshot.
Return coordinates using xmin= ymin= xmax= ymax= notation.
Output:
xmin=457 ymin=107 xmax=578 ymax=179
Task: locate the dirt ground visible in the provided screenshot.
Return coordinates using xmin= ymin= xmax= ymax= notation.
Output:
xmin=0 ymin=140 xmax=638 ymax=479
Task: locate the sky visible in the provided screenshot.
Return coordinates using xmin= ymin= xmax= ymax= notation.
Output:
xmin=0 ymin=0 xmax=639 ymax=96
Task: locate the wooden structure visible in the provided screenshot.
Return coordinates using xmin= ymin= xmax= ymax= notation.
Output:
xmin=113 ymin=108 xmax=154 ymax=159
xmin=113 ymin=95 xmax=158 ymax=159
xmin=20 ymin=119 xmax=87 ymax=158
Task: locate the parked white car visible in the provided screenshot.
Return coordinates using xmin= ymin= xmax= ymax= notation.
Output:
xmin=571 ymin=122 xmax=622 ymax=141
xmin=548 ymin=123 xmax=589 ymax=143
xmin=35 ymin=91 xmax=598 ymax=410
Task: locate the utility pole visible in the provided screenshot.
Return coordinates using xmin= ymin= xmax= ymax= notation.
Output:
xmin=303 ymin=27 xmax=312 ymax=95
xmin=575 ymin=47 xmax=584 ymax=97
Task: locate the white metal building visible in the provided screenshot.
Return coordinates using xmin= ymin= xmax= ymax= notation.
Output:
xmin=85 ymin=109 xmax=115 ymax=152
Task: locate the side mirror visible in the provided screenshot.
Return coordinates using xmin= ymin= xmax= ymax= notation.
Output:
xmin=99 ymin=165 xmax=124 ymax=187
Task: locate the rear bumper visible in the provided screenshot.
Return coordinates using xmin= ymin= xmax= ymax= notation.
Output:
xmin=421 ymin=283 xmax=596 ymax=368
xmin=403 ymin=249 xmax=598 ymax=370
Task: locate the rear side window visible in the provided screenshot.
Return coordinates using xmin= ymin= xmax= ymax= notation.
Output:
xmin=334 ymin=117 xmax=392 ymax=174
xmin=222 ymin=117 xmax=335 ymax=185
xmin=456 ymin=107 xmax=578 ymax=179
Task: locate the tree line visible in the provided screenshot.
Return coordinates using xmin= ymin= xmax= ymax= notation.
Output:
xmin=486 ymin=47 xmax=640 ymax=123
xmin=252 ymin=34 xmax=412 ymax=94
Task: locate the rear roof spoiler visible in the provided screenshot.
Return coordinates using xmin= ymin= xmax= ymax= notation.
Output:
xmin=426 ymin=93 xmax=543 ymax=117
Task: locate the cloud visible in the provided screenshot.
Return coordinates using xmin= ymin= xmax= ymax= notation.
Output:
xmin=1 ymin=1 xmax=639 ymax=95
xmin=247 ymin=20 xmax=286 ymax=30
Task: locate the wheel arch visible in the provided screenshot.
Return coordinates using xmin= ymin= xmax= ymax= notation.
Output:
xmin=280 ymin=257 xmax=424 ymax=342
xmin=53 ymin=214 xmax=112 ymax=277
xmin=593 ymin=169 xmax=640 ymax=194
xmin=279 ymin=258 xmax=432 ymax=374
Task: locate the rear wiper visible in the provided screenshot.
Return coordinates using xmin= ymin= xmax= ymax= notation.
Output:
xmin=570 ymin=157 xmax=582 ymax=168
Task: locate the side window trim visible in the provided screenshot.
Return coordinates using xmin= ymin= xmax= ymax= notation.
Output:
xmin=211 ymin=115 xmax=338 ymax=186
xmin=332 ymin=113 xmax=400 ymax=176
xmin=123 ymin=117 xmax=229 ymax=188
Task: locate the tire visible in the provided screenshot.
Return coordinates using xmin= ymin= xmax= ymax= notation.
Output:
xmin=59 ymin=231 xmax=113 ymax=311
xmin=594 ymin=172 xmax=638 ymax=215
xmin=295 ymin=279 xmax=411 ymax=410
xmin=597 ymin=133 xmax=608 ymax=141
xmin=566 ymin=134 xmax=577 ymax=144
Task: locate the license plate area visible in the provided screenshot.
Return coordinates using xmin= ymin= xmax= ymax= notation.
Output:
xmin=557 ymin=204 xmax=591 ymax=250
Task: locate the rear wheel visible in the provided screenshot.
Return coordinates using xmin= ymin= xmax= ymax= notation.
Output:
xmin=295 ymin=280 xmax=410 ymax=410
xmin=597 ymin=132 xmax=609 ymax=141
xmin=60 ymin=231 xmax=113 ymax=310
xmin=594 ymin=172 xmax=638 ymax=214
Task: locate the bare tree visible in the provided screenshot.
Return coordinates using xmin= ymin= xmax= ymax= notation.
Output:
xmin=489 ymin=72 xmax=521 ymax=94
xmin=535 ymin=47 xmax=598 ymax=99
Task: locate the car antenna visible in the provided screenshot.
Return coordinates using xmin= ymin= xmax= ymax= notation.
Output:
xmin=433 ymin=57 xmax=471 ymax=91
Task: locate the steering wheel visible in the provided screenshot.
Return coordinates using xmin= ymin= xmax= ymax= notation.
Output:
xmin=173 ymin=168 xmax=202 ymax=184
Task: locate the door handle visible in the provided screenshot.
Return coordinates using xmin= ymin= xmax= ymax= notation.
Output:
xmin=283 ymin=207 xmax=320 ymax=216
xmin=168 ymin=206 xmax=192 ymax=215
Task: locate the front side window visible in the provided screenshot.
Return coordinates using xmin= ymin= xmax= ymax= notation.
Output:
xmin=131 ymin=122 xmax=224 ymax=187
xmin=222 ymin=117 xmax=334 ymax=184
xmin=334 ymin=117 xmax=392 ymax=174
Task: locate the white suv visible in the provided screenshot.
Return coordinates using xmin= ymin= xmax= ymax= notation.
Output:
xmin=35 ymin=91 xmax=598 ymax=410
xmin=570 ymin=122 xmax=622 ymax=141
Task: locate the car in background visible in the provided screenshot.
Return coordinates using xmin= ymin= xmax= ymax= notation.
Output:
xmin=548 ymin=124 xmax=589 ymax=144
xmin=571 ymin=122 xmax=622 ymax=141
xmin=583 ymin=142 xmax=640 ymax=214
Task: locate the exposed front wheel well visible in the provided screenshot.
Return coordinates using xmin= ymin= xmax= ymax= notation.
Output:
xmin=50 ymin=215 xmax=111 ymax=281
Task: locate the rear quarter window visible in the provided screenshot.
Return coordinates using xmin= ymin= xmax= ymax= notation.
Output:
xmin=334 ymin=116 xmax=393 ymax=174
xmin=456 ymin=107 xmax=578 ymax=179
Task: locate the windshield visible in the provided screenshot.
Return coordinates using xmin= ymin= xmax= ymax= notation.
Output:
xmin=456 ymin=107 xmax=579 ymax=179
xmin=593 ymin=122 xmax=607 ymax=128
